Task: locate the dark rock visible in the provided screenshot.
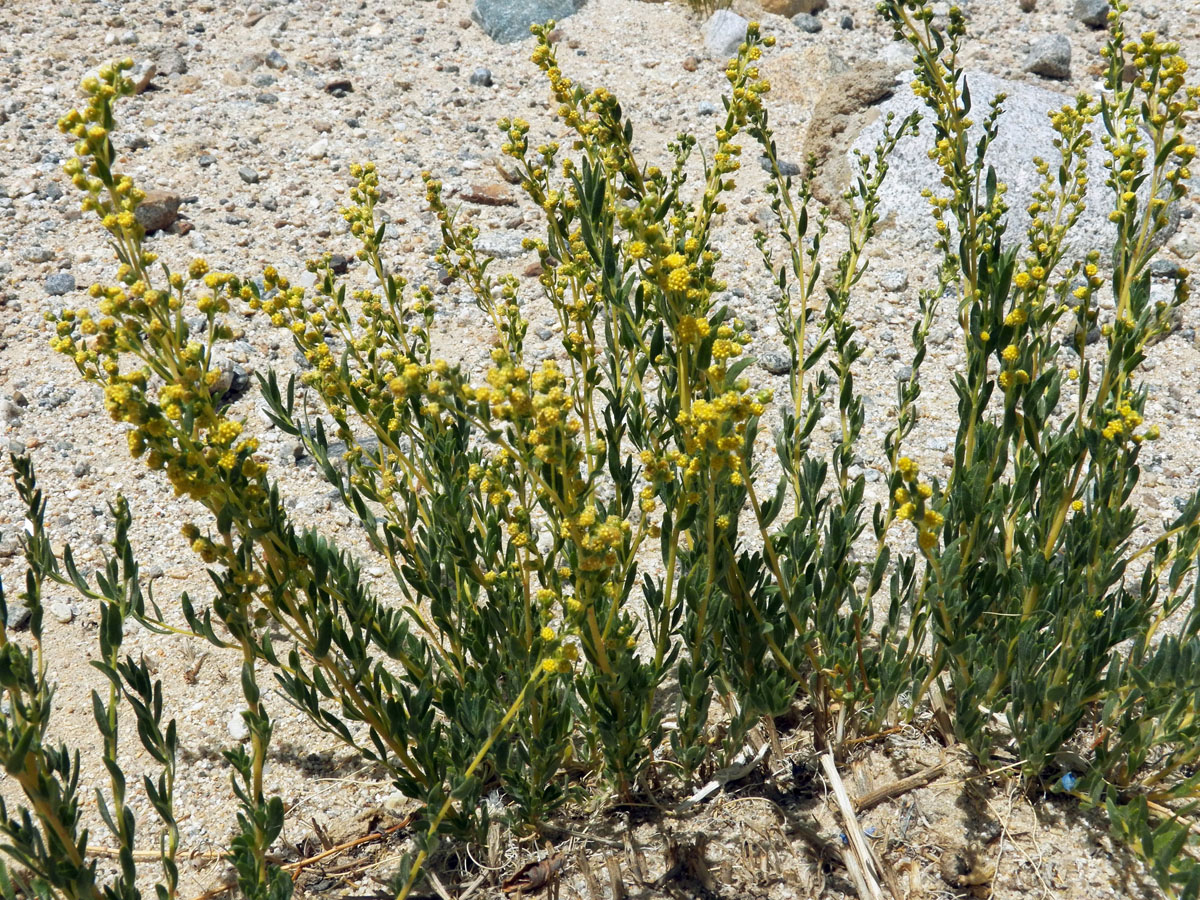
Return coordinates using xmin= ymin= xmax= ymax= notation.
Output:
xmin=472 ymin=0 xmax=587 ymax=44
xmin=1074 ymin=0 xmax=1108 ymax=28
xmin=255 ymin=92 xmax=279 ymax=104
xmin=839 ymin=14 xmax=854 ymax=28
xmin=1150 ymin=258 xmax=1182 ymax=278
xmin=469 ymin=67 xmax=493 ymax=87
xmin=239 ymin=166 xmax=261 ymax=184
xmin=264 ymin=49 xmax=287 ymax=70
xmin=45 ymin=272 xmax=76 ymax=296
xmin=198 ymin=153 xmax=216 ymax=167
xmin=761 ymin=155 xmax=802 ymax=177
xmin=324 ymin=79 xmax=353 ymax=96
xmin=793 ymin=13 xmax=822 ymax=32
xmin=135 ymin=189 xmax=182 ymax=233
xmin=1024 ymin=35 xmax=1071 ymax=80
xmin=157 ymin=47 xmax=188 ymax=75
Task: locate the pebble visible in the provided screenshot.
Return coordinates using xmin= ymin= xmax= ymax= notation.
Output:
xmin=306 ymin=139 xmax=329 ymax=160
xmin=50 ymin=601 xmax=75 ymax=625
xmin=793 ymin=13 xmax=822 ymax=33
xmin=1018 ymin=0 xmax=1036 ymax=9
xmin=264 ymin=49 xmax=287 ymax=70
xmin=21 ymin=247 xmax=54 ymax=263
xmin=1149 ymin=259 xmax=1182 ymax=278
xmin=1074 ymin=0 xmax=1109 ymax=27
xmin=45 ymin=272 xmax=76 ymax=296
xmin=880 ymin=269 xmax=908 ymax=292
xmin=698 ymin=100 xmax=719 ymax=116
xmin=198 ymin=153 xmax=216 ymax=167
xmin=682 ymin=55 xmax=700 ymax=72
xmin=1024 ymin=35 xmax=1071 ymax=80
xmin=761 ymin=155 xmax=802 ymax=177
xmin=839 ymin=14 xmax=854 ymax=29
xmin=239 ymin=166 xmax=261 ymax=184
xmin=758 ymin=349 xmax=792 ymax=375
xmin=469 ymin=67 xmax=493 ymax=87
xmin=135 ymin=189 xmax=182 ymax=233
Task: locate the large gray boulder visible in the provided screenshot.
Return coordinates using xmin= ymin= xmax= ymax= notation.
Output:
xmin=840 ymin=70 xmax=1176 ymax=256
xmin=472 ymin=0 xmax=587 ymax=43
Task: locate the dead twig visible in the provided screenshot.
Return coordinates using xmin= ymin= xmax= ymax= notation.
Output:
xmin=853 ymin=763 xmax=946 ymax=813
xmin=821 ymin=753 xmax=890 ymax=900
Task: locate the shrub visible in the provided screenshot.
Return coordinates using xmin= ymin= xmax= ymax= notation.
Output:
xmin=8 ymin=0 xmax=1199 ymax=896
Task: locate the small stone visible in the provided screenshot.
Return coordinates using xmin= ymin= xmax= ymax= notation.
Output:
xmin=758 ymin=349 xmax=792 ymax=375
xmin=239 ymin=166 xmax=261 ymax=184
xmin=135 ymin=189 xmax=182 ymax=233
xmin=8 ymin=604 xmax=31 ymax=631
xmin=264 ymin=49 xmax=287 ymax=70
xmin=682 ymin=55 xmax=700 ymax=72
xmin=198 ymin=153 xmax=216 ymax=167
xmin=460 ymin=182 xmax=516 ymax=206
xmin=704 ymin=10 xmax=748 ymax=57
xmin=45 ymin=272 xmax=76 ymax=296
xmin=21 ymin=247 xmax=54 ymax=263
xmin=469 ymin=67 xmax=493 ymax=87
xmin=839 ymin=14 xmax=854 ymax=28
xmin=880 ymin=269 xmax=908 ymax=292
xmin=73 ymin=460 xmax=91 ymax=477
xmin=1018 ymin=0 xmax=1036 ymax=9
xmin=306 ymin=139 xmax=328 ymax=160
xmin=1024 ymin=35 xmax=1071 ymax=81
xmin=157 ymin=48 xmax=188 ymax=75
xmin=255 ymin=92 xmax=279 ymax=104
xmin=0 ymin=400 xmax=20 ymax=423
xmin=228 ymin=710 xmax=250 ymax=741
xmin=792 ymin=13 xmax=822 ymax=32
xmin=896 ymin=365 xmax=913 ymax=381
xmin=0 ymin=537 xmax=20 ymax=558
xmin=1073 ymin=0 xmax=1108 ymax=28
xmin=324 ymin=79 xmax=353 ymax=96
xmin=759 ymin=0 xmax=825 ymax=14
xmin=50 ymin=601 xmax=74 ymax=625
xmin=761 ymin=155 xmax=801 ymax=177
xmin=1149 ymin=258 xmax=1182 ymax=278
xmin=1168 ymin=234 xmax=1198 ymax=259
xmin=698 ymin=100 xmax=718 ymax=116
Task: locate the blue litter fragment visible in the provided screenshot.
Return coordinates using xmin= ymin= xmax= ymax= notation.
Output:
xmin=1059 ymin=772 xmax=1079 ymax=791
xmin=864 ymin=826 xmax=878 ymax=838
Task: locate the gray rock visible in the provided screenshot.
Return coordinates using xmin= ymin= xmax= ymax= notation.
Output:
xmin=1150 ymin=258 xmax=1182 ymax=278
xmin=239 ymin=166 xmax=261 ymax=184
xmin=704 ymin=10 xmax=748 ymax=57
xmin=45 ymin=272 xmax=76 ymax=296
xmin=793 ymin=13 xmax=822 ymax=32
xmin=135 ymin=189 xmax=181 ymax=233
xmin=306 ymin=139 xmax=328 ymax=160
xmin=880 ymin=269 xmax=908 ymax=292
xmin=7 ymin=602 xmax=31 ymax=631
xmin=839 ymin=14 xmax=854 ymax=29
xmin=157 ymin=47 xmax=188 ymax=75
xmin=255 ymin=92 xmax=279 ymax=104
xmin=846 ymin=70 xmax=1172 ymax=258
xmin=761 ymin=155 xmax=801 ymax=177
xmin=475 ymin=232 xmax=526 ymax=259
xmin=469 ymin=67 xmax=493 ymax=87
xmin=198 ymin=153 xmax=216 ymax=167
xmin=758 ymin=349 xmax=792 ymax=375
xmin=1074 ymin=0 xmax=1108 ymax=27
xmin=1 ymin=399 xmax=21 ymax=423
xmin=21 ymin=247 xmax=54 ymax=263
xmin=264 ymin=49 xmax=287 ymax=70
xmin=1024 ymin=35 xmax=1071 ymax=80
xmin=698 ymin=100 xmax=719 ymax=116
xmin=472 ymin=0 xmax=587 ymax=44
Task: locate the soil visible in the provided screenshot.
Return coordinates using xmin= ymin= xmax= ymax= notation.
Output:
xmin=0 ymin=0 xmax=1197 ymax=897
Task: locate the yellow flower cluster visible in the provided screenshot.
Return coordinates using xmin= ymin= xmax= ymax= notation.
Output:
xmin=893 ymin=457 xmax=943 ymax=552
xmin=676 ymin=388 xmax=767 ymax=484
